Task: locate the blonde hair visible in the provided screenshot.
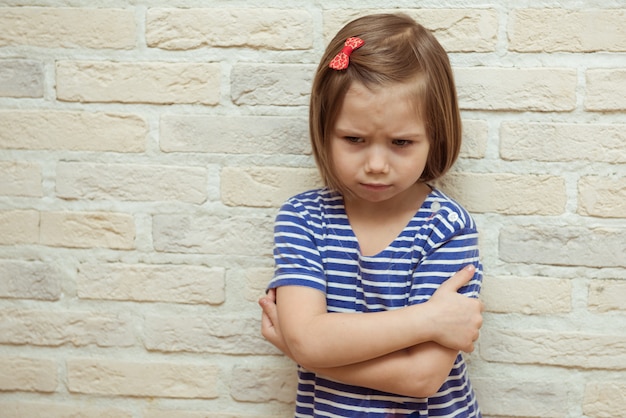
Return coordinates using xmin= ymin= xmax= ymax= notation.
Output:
xmin=309 ymin=13 xmax=462 ymax=193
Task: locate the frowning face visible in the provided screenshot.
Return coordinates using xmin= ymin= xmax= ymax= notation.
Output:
xmin=330 ymin=81 xmax=430 ymax=210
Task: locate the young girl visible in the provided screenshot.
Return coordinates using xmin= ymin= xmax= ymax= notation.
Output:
xmin=259 ymin=13 xmax=484 ymax=417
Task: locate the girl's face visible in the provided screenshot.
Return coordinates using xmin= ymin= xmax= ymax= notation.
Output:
xmin=330 ymin=80 xmax=430 ymax=208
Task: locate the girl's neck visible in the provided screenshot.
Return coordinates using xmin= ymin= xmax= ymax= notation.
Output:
xmin=343 ymin=182 xmax=431 ymax=256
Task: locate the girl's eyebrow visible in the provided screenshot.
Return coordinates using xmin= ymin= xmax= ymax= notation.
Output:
xmin=390 ymin=131 xmax=427 ymax=139
xmin=334 ymin=126 xmax=366 ymax=135
xmin=335 ymin=128 xmax=427 ymax=140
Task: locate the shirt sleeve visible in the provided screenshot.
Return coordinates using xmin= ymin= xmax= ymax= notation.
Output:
xmin=268 ymin=198 xmax=327 ymax=293
xmin=410 ymin=205 xmax=483 ymax=304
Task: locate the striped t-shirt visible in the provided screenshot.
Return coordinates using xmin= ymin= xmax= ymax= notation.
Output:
xmin=269 ymin=187 xmax=483 ymax=418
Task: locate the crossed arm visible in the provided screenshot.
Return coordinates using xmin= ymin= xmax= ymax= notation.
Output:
xmin=259 ymin=264 xmax=483 ymax=398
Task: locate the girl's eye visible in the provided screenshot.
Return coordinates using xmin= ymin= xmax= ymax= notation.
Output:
xmin=344 ymin=136 xmax=363 ymax=143
xmin=393 ymin=139 xmax=413 ymax=146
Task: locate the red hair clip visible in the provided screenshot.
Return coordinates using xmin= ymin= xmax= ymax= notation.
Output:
xmin=329 ymin=37 xmax=365 ymax=70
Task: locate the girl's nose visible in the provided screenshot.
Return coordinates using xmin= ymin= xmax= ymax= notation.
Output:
xmin=364 ymin=147 xmax=390 ymax=174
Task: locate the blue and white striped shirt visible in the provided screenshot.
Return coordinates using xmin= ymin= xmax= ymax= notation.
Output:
xmin=269 ymin=187 xmax=482 ymax=418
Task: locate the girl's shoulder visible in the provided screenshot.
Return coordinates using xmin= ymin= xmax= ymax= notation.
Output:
xmin=281 ymin=187 xmax=343 ymax=214
xmin=421 ymin=187 xmax=477 ymax=233
xmin=276 ymin=188 xmax=349 ymax=239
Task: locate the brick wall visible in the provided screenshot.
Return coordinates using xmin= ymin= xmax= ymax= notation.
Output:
xmin=0 ymin=1 xmax=624 ymax=417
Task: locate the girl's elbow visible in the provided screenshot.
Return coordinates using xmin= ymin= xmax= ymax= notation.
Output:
xmin=415 ymin=380 xmax=445 ymax=398
xmin=294 ymin=352 xmax=334 ymax=370
xmin=285 ymin=336 xmax=326 ymax=369
xmin=290 ymin=348 xmax=315 ymax=369
xmin=404 ymin=369 xmax=448 ymax=398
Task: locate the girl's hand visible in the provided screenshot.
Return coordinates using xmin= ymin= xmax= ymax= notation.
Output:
xmin=259 ymin=289 xmax=294 ymax=360
xmin=426 ymin=265 xmax=484 ymax=353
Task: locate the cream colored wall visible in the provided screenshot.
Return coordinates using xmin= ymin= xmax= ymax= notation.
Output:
xmin=0 ymin=1 xmax=625 ymax=417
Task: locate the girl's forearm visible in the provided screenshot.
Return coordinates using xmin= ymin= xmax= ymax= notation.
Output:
xmin=276 ymin=285 xmax=439 ymax=368
xmin=309 ymin=342 xmax=458 ymax=398
xmin=262 ymin=295 xmax=458 ymax=398
xmin=275 ymin=265 xmax=480 ymax=369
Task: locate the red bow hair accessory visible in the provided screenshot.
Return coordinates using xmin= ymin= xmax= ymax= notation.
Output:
xmin=329 ymin=37 xmax=365 ymax=70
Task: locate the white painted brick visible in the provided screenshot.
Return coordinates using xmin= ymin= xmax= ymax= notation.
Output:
xmin=583 ymin=381 xmax=626 ymax=417
xmin=439 ymin=173 xmax=566 ymax=215
xmin=230 ymin=366 xmax=297 ymax=403
xmin=67 ymin=358 xmax=219 ymax=398
xmin=144 ymin=315 xmax=275 ymax=355
xmin=456 ymin=68 xmax=577 ymax=111
xmin=245 ymin=267 xmax=273 ymax=302
xmin=461 ymin=120 xmax=489 ymax=159
xmin=588 ymin=279 xmax=626 ymax=313
xmin=40 ymin=211 xmax=135 ymax=250
xmin=78 ymin=263 xmax=225 ymax=305
xmin=482 ymin=276 xmax=571 ymax=314
xmin=0 ymin=7 xmax=136 ymax=49
xmin=145 ymin=410 xmax=284 ymax=418
xmin=147 ymin=8 xmax=313 ymax=50
xmin=160 ymin=115 xmax=310 ymax=154
xmin=500 ymin=122 xmax=626 ymax=163
xmin=152 ymin=214 xmax=273 ymax=256
xmin=473 ymin=378 xmax=569 ymax=417
xmin=0 ymin=210 xmax=39 ymax=245
xmin=0 ymin=356 xmax=57 ymax=392
xmin=481 ymin=329 xmax=626 ymax=369
xmin=231 ymin=63 xmax=315 ymax=106
xmin=221 ymin=167 xmax=321 ymax=208
xmin=56 ymin=161 xmax=207 ymax=204
xmin=0 ymin=260 xmax=62 ymax=300
xmin=324 ymin=9 xmax=498 ymax=52
xmin=509 ymin=9 xmax=626 ymax=52
xmin=0 ymin=110 xmax=147 ymax=152
xmin=0 ymin=402 xmax=132 ymax=418
xmin=500 ymin=225 xmax=626 ymax=268
xmin=578 ymin=176 xmax=626 ymax=218
xmin=56 ymin=61 xmax=220 ymax=105
xmin=0 ymin=59 xmax=44 ymax=98
xmin=586 ymin=69 xmax=626 ymax=111
xmin=0 ymin=309 xmax=134 ymax=347
xmin=0 ymin=161 xmax=42 ymax=197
